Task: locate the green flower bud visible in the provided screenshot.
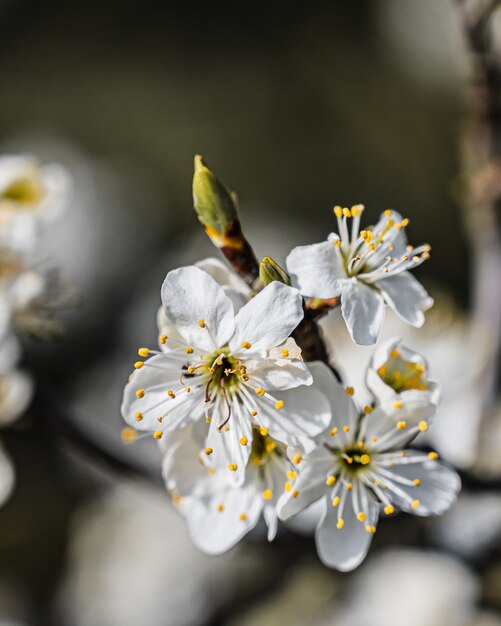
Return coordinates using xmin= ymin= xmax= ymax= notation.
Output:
xmin=193 ymin=155 xmax=237 ymax=234
xmin=259 ymin=256 xmax=290 ymax=286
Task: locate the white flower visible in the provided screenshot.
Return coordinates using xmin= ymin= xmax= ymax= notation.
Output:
xmin=286 ymin=206 xmax=433 ymax=345
xmin=366 ymin=337 xmax=440 ymax=408
xmin=121 ymin=265 xmax=331 ymax=485
xmin=161 ymin=421 xmax=294 ymax=554
xmin=277 ymin=367 xmax=460 ymax=571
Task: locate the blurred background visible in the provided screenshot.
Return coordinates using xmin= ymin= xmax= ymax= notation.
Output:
xmin=1 ymin=0 xmax=501 ymax=624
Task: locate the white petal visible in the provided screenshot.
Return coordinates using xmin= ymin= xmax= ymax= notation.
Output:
xmin=181 ymin=479 xmax=263 ymax=555
xmin=229 ymin=282 xmax=303 ymax=352
xmin=196 ymin=257 xmax=250 ymax=311
xmin=161 ymin=425 xmax=211 ymax=497
xmin=310 ymin=361 xmax=359 ymax=448
xmin=0 ymin=444 xmax=14 ymax=507
xmin=161 ymin=266 xmax=235 ymax=351
xmin=206 ymin=398 xmax=252 ymax=487
xmin=315 ymin=487 xmax=379 ymax=571
xmin=249 ymin=358 xmax=312 ymax=391
xmin=379 ymin=451 xmax=460 ymax=516
xmin=341 ymin=279 xmax=385 ymax=345
xmin=255 ymin=378 xmax=331 ymax=450
xmin=121 ymin=353 xmax=205 ymax=432
xmin=286 ymin=240 xmax=347 ymax=299
xmin=278 ymin=446 xmax=333 ymax=520
xmin=377 ymin=272 xmax=433 ymax=327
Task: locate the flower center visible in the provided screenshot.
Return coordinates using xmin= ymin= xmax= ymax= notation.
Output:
xmin=201 ymin=349 xmax=247 ymax=398
xmin=338 ymin=448 xmax=373 ymax=475
xmin=377 ymin=352 xmax=427 ymax=392
xmin=1 ymin=177 xmax=45 ymax=207
xmin=249 ymin=427 xmax=282 ymax=466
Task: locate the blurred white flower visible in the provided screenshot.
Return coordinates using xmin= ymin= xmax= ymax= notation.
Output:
xmin=286 ymin=207 xmax=433 ymax=345
xmin=122 ymin=265 xmax=331 ymax=485
xmin=278 ymin=367 xmax=460 ymax=571
xmin=321 ymin=549 xmax=478 ymax=626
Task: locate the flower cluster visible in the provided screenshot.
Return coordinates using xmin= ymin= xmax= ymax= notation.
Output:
xmin=121 ymin=161 xmax=460 ymax=571
xmin=0 ymin=154 xmax=71 ymax=507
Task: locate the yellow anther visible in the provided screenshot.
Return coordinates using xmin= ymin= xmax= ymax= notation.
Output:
xmin=365 ymin=525 xmax=377 ymax=534
xmin=159 ymin=335 xmax=167 ymax=344
xmin=358 ymin=441 xmax=365 ymax=450
xmin=239 ymin=513 xmax=247 ymax=521
xmin=347 ymin=483 xmax=353 ymax=491
xmin=206 ymin=417 xmax=211 ymax=423
xmin=217 ymin=503 xmax=224 ymax=512
xmin=134 ymin=412 xmax=143 ymax=422
xmin=357 ymin=512 xmax=367 ymax=522
xmin=384 ymin=209 xmax=392 ymax=217
xmin=157 ymin=417 xmax=163 ymax=423
xmin=216 ymin=359 xmax=223 ymax=366
xmin=255 ymin=388 xmax=266 ymax=396
xmin=401 ymin=451 xmax=406 ymax=457
xmin=266 ymin=442 xmax=277 ymax=453
xmin=334 ymin=239 xmax=342 ymax=248
xmin=240 ymin=436 xmax=248 ymax=446
xmin=332 ymin=496 xmax=340 ymax=507
xmin=378 ymin=365 xmax=387 ymax=377
xmin=428 ymin=452 xmax=439 ymax=460
xmin=187 ymin=366 xmax=195 ymax=374
xmin=342 ymin=207 xmax=351 ymax=218
xmin=396 ymin=421 xmax=407 ymax=430
xmin=241 ymin=341 xmax=252 ymax=349
xmin=185 ymin=386 xmax=191 ymax=393
xmin=292 ymin=490 xmax=299 ymax=498
xmin=185 ymin=347 xmax=194 ymax=354
xmin=168 ymin=390 xmax=176 ymax=399
xmin=372 ymin=436 xmax=378 ymax=443
xmin=287 ymin=471 xmax=297 ymax=480
xmin=343 ymin=426 xmax=350 ymax=433
xmin=345 ymin=386 xmax=355 ymax=396
xmin=293 ymin=455 xmax=302 ymax=464
xmin=275 ymin=400 xmax=284 ymax=410
xmin=384 ymin=505 xmax=395 ymax=516
xmin=198 ymin=319 xmax=205 ymax=328
xmin=413 ymin=479 xmax=421 ymax=486
xmin=326 ymin=475 xmax=336 ymax=486
xmin=138 ymin=348 xmax=150 ymax=357
xmin=136 ymin=389 xmax=145 ymax=399
xmin=262 ymin=489 xmax=273 ymax=500
xmin=121 ymin=427 xmax=137 ymax=444
xmin=375 ymin=479 xmax=381 ymax=486
xmin=421 ymin=252 xmax=430 ymax=260
xmin=360 ymin=454 xmax=371 ymax=465
xmin=411 ymin=499 xmax=420 ymax=510
xmin=393 ymin=401 xmax=403 ymax=409
xmin=153 ymin=431 xmax=163 ymax=440
xmin=329 ymin=428 xmax=338 ymax=436
xmin=281 ymin=349 xmax=289 ymax=358
xmin=351 ymin=204 xmax=363 ymax=216
xmin=228 ymin=464 xmax=238 ymax=471
xmin=251 ymin=410 xmax=258 ymax=417
xmin=260 ymin=427 xmax=268 ymax=436
xmin=337 ymin=518 xmax=345 ymax=529
xmin=204 ymin=447 xmax=213 ymax=455
xmin=284 ymin=481 xmax=292 ymax=492
xmin=390 ymin=349 xmax=401 ymax=358
xmin=363 ymin=405 xmax=373 ymax=414
xmin=418 ymin=421 xmax=428 ymax=432
xmin=401 ymin=218 xmax=409 ymax=227
xmin=333 ymin=205 xmax=343 ymax=217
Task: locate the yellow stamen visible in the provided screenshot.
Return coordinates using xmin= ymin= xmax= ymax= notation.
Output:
xmin=153 ymin=431 xmax=163 ymax=440
xmin=393 ymin=400 xmax=403 ymax=409
xmin=360 ymin=454 xmax=371 ymax=465
xmin=138 ymin=348 xmax=150 ymax=357
xmin=347 ymin=482 xmax=353 ymax=491
xmin=384 ymin=505 xmax=395 ymax=516
xmin=121 ymin=427 xmax=137 ymax=444
xmin=332 ymin=496 xmax=340 ymax=507
xmin=337 ymin=518 xmax=345 ymax=529
xmin=396 ymin=421 xmax=407 ymax=430
xmin=284 ymin=481 xmax=292 ymax=492
xmin=329 ymin=428 xmax=338 ymax=436
xmin=365 ymin=525 xmax=377 ymax=533
xmin=241 ymin=341 xmax=252 ymax=349
xmin=428 ymin=452 xmax=439 ymax=460
xmin=413 ymin=478 xmax=421 ymax=486
xmin=134 ymin=412 xmax=143 ymax=422
xmin=159 ymin=335 xmax=167 ymax=344
xmin=275 ymin=400 xmax=284 ymax=410
xmin=239 ymin=513 xmax=247 ymax=521
xmin=266 ymin=442 xmax=277 ymax=453
xmin=168 ymin=390 xmax=176 ymax=399
xmin=281 ymin=349 xmax=289 ymax=358
xmin=228 ymin=463 xmax=238 ymax=471
xmin=262 ymin=489 xmax=273 ymax=500
xmin=198 ymin=319 xmax=205 ymax=328
xmin=364 ymin=405 xmax=373 ymax=414
xmin=419 ymin=421 xmax=428 ymax=432
xmin=357 ymin=512 xmax=366 ymax=522
xmin=185 ymin=347 xmax=193 ymax=354
xmin=326 ymin=475 xmax=336 ymax=486
xmin=293 ymin=454 xmax=302 ymax=464
xmin=343 ymin=426 xmax=350 ymax=433
xmin=136 ymin=389 xmax=145 ymax=398
xmin=292 ymin=490 xmax=299 ymax=498
xmin=260 ymin=427 xmax=268 ymax=436
xmin=345 ymin=386 xmax=355 ymax=396
xmin=240 ymin=436 xmax=248 ymax=446
xmin=334 ymin=205 xmax=343 ymax=217
xmin=411 ymin=500 xmax=420 ymax=510
xmin=255 ymin=388 xmax=265 ymax=396
xmin=287 ymin=471 xmax=297 ymax=480
xmin=217 ymin=503 xmax=224 ymax=512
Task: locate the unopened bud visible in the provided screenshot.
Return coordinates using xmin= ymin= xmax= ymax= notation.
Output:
xmin=259 ymin=256 xmax=290 ymax=286
xmin=193 ymin=155 xmax=237 ymax=234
